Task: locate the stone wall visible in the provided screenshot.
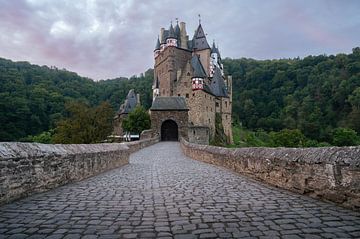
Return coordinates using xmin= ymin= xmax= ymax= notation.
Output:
xmin=150 ymin=110 xmax=189 ymax=140
xmin=181 ymin=139 xmax=360 ymax=210
xmin=0 ymin=137 xmax=159 ymax=205
xmin=188 ymin=126 xmax=209 ymax=145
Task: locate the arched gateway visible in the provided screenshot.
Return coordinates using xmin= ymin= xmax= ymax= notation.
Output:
xmin=161 ymin=120 xmax=178 ymax=141
xmin=150 ymin=97 xmax=189 ymax=141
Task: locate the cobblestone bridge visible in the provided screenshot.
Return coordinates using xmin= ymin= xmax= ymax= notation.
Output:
xmin=0 ymin=142 xmax=359 ymax=239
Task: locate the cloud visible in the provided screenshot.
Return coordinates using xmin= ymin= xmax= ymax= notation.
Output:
xmin=0 ymin=0 xmax=359 ymax=80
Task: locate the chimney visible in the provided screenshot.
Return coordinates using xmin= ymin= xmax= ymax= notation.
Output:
xmin=180 ymin=22 xmax=188 ymax=49
xmin=136 ymin=94 xmax=141 ymax=106
xmin=160 ymin=28 xmax=165 ymax=43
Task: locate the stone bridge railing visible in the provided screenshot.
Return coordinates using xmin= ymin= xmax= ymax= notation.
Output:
xmin=181 ymin=138 xmax=360 ymax=210
xmin=0 ymin=137 xmax=159 ymax=205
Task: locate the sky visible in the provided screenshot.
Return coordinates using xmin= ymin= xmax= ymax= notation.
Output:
xmin=0 ymin=0 xmax=359 ymax=80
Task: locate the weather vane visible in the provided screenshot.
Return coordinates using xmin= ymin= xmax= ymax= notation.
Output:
xmin=198 ymin=14 xmax=201 ymax=24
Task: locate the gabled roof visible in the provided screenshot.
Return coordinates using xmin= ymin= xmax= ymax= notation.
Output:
xmin=151 ymin=97 xmax=189 ymax=111
xmin=210 ymin=67 xmax=228 ymax=97
xmin=192 ymin=24 xmax=210 ymax=50
xmin=118 ymin=89 xmax=139 ymax=114
xmin=190 ymin=55 xmax=207 ymax=78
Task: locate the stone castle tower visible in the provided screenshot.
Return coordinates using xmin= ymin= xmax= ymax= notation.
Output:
xmin=151 ymin=20 xmax=233 ymax=144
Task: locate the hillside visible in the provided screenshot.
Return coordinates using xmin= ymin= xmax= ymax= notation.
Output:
xmin=0 ymin=47 xmax=359 ymax=144
xmin=0 ymin=58 xmax=152 ymax=141
xmin=224 ymin=47 xmax=360 ymax=143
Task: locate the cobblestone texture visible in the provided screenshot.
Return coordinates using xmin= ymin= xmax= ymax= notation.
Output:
xmin=1 ymin=142 xmax=359 ymax=238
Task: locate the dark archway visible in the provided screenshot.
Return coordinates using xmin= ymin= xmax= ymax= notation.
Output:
xmin=161 ymin=120 xmax=178 ymax=141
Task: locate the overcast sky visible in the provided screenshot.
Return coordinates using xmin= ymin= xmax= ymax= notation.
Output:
xmin=0 ymin=0 xmax=359 ymax=80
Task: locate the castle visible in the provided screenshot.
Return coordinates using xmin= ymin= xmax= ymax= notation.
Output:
xmin=150 ymin=20 xmax=233 ymax=144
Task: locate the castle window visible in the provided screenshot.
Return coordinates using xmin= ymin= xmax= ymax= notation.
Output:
xmin=193 ymin=130 xmax=195 ymax=135
xmin=192 ymin=93 xmax=195 ymax=97
xmin=226 ymin=115 xmax=228 ymax=119
xmin=186 ymin=93 xmax=189 ymax=98
xmin=187 ymin=72 xmax=190 ymax=76
xmin=184 ymin=82 xmax=188 ymax=87
xmin=178 ymin=94 xmax=180 ymax=96
xmin=216 ymin=102 xmax=219 ymax=107
xmin=225 ymin=101 xmax=228 ymax=108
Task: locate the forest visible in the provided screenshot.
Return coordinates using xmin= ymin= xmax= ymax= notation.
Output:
xmin=0 ymin=47 xmax=359 ymax=146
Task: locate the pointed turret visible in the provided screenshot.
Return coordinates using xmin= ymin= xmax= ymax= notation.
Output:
xmin=168 ymin=23 xmax=175 ymax=39
xmin=166 ymin=23 xmax=177 ymax=47
xmin=192 ymin=24 xmax=210 ymax=50
xmin=211 ymin=41 xmax=220 ymax=56
xmin=154 ymin=36 xmax=160 ymax=58
xmin=155 ymin=37 xmax=160 ymax=50
xmin=175 ymin=21 xmax=180 ymax=39
xmin=191 ymin=55 xmax=206 ymax=90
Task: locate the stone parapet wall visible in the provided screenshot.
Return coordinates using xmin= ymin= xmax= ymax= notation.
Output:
xmin=0 ymin=138 xmax=159 ymax=205
xmin=181 ymin=139 xmax=360 ymax=210
xmin=124 ymin=137 xmax=160 ymax=153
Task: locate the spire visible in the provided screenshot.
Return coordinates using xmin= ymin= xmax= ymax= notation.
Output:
xmin=192 ymin=23 xmax=210 ymax=50
xmin=168 ymin=22 xmax=175 ymax=39
xmin=154 ymin=36 xmax=160 ymax=51
xmin=174 ymin=18 xmax=180 ymax=39
xmin=211 ymin=40 xmax=220 ymax=55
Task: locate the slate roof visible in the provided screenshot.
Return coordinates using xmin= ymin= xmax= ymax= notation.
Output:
xmin=161 ymin=30 xmax=169 ymax=44
xmin=211 ymin=41 xmax=220 ymax=56
xmin=192 ymin=24 xmax=210 ymax=50
xmin=153 ymin=75 xmax=159 ymax=88
xmin=190 ymin=55 xmax=207 ymax=78
xmin=151 ymin=97 xmax=189 ymax=111
xmin=174 ymin=23 xmax=180 ymax=38
xmin=209 ymin=67 xmax=228 ymax=97
xmin=154 ymin=37 xmax=160 ymax=50
xmin=168 ymin=24 xmax=175 ymax=39
xmin=118 ymin=89 xmax=138 ymax=114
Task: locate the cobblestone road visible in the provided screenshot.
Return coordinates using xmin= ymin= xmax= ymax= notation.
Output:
xmin=1 ymin=142 xmax=359 ymax=239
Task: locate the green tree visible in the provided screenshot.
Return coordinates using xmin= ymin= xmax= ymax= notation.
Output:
xmin=270 ymin=129 xmax=306 ymax=147
xmin=52 ymin=101 xmax=114 ymax=143
xmin=331 ymin=128 xmax=359 ymax=146
xmin=122 ymin=106 xmax=151 ymax=134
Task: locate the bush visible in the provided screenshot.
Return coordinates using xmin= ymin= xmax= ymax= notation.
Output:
xmin=331 ymin=127 xmax=359 ymax=146
xmin=122 ymin=106 xmax=151 ymax=134
xmin=270 ymin=129 xmax=306 ymax=147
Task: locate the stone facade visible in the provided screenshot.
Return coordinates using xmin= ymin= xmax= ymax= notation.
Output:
xmin=188 ymin=126 xmax=209 ymax=145
xmin=181 ymin=139 xmax=360 ymax=210
xmin=150 ymin=110 xmax=189 ymax=141
xmin=153 ymin=21 xmax=233 ymax=144
xmin=0 ymin=138 xmax=159 ymax=205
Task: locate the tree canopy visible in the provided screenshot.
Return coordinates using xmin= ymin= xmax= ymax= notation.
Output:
xmin=1 ymin=47 xmax=359 ymax=146
xmin=122 ymin=106 xmax=151 ymax=135
xmin=52 ymin=101 xmax=114 ymax=144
